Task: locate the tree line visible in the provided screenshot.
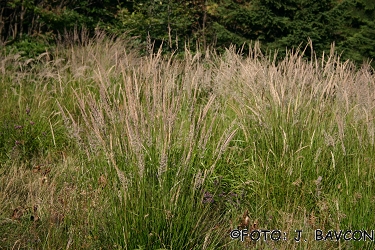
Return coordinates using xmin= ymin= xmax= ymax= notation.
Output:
xmin=1 ymin=0 xmax=374 ymax=66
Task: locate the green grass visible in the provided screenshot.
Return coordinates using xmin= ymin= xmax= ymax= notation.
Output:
xmin=1 ymin=36 xmax=375 ymax=249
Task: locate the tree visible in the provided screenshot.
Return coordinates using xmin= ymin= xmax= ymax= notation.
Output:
xmin=1 ymin=0 xmax=119 ymax=45
xmin=335 ymin=0 xmax=375 ymax=65
xmin=117 ymin=0 xmax=207 ymax=53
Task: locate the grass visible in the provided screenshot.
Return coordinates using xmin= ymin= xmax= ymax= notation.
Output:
xmin=1 ymin=34 xmax=375 ymax=249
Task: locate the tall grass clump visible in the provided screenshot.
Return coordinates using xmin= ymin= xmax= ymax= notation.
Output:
xmin=209 ymin=42 xmax=375 ymax=249
xmin=55 ymin=35 xmax=235 ymax=249
xmin=1 ymin=34 xmax=375 ymax=250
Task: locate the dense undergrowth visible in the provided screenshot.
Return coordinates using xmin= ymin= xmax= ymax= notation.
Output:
xmin=1 ymin=34 xmax=375 ymax=249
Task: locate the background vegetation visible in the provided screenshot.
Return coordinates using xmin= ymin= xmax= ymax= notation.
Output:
xmin=1 ymin=0 xmax=375 ymax=65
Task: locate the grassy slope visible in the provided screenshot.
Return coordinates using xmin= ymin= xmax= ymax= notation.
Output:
xmin=1 ymin=36 xmax=375 ymax=249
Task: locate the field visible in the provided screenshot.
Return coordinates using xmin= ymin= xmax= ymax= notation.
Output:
xmin=1 ymin=34 xmax=375 ymax=249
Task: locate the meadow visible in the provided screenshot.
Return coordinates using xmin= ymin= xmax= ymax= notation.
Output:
xmin=1 ymin=33 xmax=375 ymax=249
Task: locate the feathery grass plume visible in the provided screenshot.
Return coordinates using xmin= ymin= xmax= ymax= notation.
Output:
xmin=50 ymin=32 xmax=233 ymax=248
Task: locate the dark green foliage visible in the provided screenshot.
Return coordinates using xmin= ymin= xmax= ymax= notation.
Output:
xmin=116 ymin=0 xmax=206 ymax=53
xmin=240 ymin=0 xmax=340 ymax=56
xmin=1 ymin=0 xmax=375 ymax=66
xmin=335 ymin=0 xmax=375 ymax=65
xmin=1 ymin=0 xmax=118 ymax=47
xmin=4 ymin=35 xmax=53 ymax=58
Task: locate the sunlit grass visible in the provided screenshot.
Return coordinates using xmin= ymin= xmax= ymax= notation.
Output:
xmin=1 ymin=35 xmax=375 ymax=249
